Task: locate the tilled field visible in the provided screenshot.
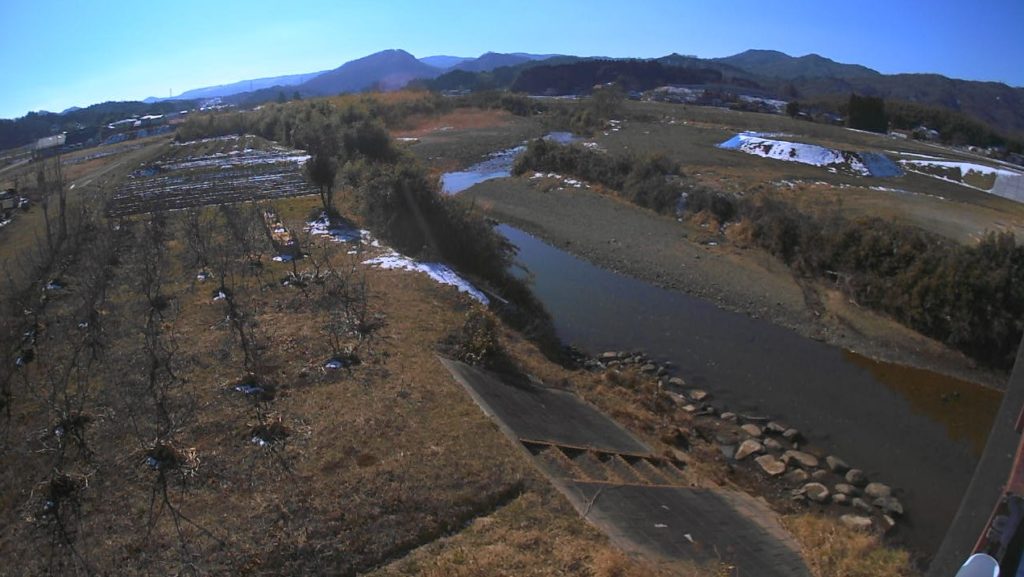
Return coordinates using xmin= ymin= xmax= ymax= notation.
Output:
xmin=108 ymin=135 xmax=317 ymax=216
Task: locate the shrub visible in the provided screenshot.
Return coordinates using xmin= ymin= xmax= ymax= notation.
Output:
xmin=678 ymin=189 xmax=1024 ymax=370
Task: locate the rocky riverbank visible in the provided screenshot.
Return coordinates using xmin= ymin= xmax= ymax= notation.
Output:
xmin=582 ymin=349 xmax=907 ymax=536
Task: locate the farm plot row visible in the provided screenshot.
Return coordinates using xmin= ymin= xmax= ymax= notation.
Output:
xmin=109 ymin=143 xmax=317 ymax=216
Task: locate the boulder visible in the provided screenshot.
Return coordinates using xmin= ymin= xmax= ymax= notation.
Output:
xmin=802 ymin=482 xmax=830 ymax=503
xmin=845 ymin=469 xmax=868 ymax=487
xmin=826 ymin=455 xmax=850 ymax=474
xmin=782 ymin=428 xmax=801 ymax=441
xmin=782 ymin=450 xmax=819 ymax=469
xmin=741 ymin=424 xmax=763 ymax=438
xmin=682 ymin=404 xmax=698 ymax=413
xmin=735 ymin=439 xmax=764 ymax=460
xmin=690 ymin=389 xmax=710 ymax=402
xmin=782 ymin=469 xmax=809 ymax=485
xmin=719 ymin=412 xmax=737 ymax=422
xmin=656 ymin=366 xmax=668 ymax=377
xmin=840 ymin=514 xmax=873 ymax=531
xmin=755 ymin=454 xmax=787 ymax=476
xmin=668 ymin=377 xmax=686 ymax=387
xmin=763 ymin=438 xmax=785 ymax=452
xmin=811 ymin=469 xmax=829 ymax=481
xmin=666 ymin=391 xmax=688 ymax=405
xmin=881 ymin=515 xmax=897 ymax=533
xmin=599 ymin=351 xmax=624 ymax=361
xmin=874 ymin=496 xmax=904 ymax=516
xmin=865 ymin=482 xmax=892 ymax=499
xmin=832 ymin=493 xmax=850 ymax=506
xmin=640 ymin=363 xmax=658 ymax=374
xmin=834 ymin=483 xmax=859 ymax=496
xmin=765 ymin=421 xmax=788 ymax=435
xmin=852 ymin=497 xmax=873 ymax=513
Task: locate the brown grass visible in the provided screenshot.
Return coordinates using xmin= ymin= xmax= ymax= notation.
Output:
xmin=784 ymin=514 xmax=918 ymax=577
xmin=392 ymin=109 xmax=515 ymax=138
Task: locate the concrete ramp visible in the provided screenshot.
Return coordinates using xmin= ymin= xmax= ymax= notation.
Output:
xmin=441 ymin=357 xmax=812 ymax=577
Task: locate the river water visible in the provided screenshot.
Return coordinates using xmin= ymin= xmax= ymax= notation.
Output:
xmin=495 ymin=223 xmax=1002 ymax=555
xmin=440 ymin=132 xmax=579 ymax=194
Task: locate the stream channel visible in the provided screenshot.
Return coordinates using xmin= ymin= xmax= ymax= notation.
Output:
xmin=441 ymin=137 xmax=1004 ymax=556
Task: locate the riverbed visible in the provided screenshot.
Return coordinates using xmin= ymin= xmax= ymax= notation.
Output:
xmin=496 ymin=222 xmax=1001 ymax=555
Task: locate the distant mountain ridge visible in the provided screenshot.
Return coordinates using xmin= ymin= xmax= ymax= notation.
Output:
xmin=299 ymin=49 xmax=440 ymax=94
xmin=714 ymin=49 xmax=881 ymax=79
xmin=6 ymin=48 xmax=1023 ymax=147
xmin=419 ymin=55 xmax=472 ymax=69
xmin=146 ymin=70 xmax=328 ymax=102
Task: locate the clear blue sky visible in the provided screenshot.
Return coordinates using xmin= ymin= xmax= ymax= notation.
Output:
xmin=2 ymin=0 xmax=1022 ymax=119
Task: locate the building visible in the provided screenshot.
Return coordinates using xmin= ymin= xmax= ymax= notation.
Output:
xmin=32 ymin=134 xmax=66 ymax=159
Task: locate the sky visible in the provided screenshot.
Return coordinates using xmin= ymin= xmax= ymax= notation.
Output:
xmin=1 ymin=0 xmax=1022 ymax=119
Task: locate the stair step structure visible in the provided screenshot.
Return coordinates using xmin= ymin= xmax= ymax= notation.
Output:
xmin=441 ymin=357 xmax=813 ymax=577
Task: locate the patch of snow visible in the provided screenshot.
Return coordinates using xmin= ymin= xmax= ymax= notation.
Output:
xmin=901 ymin=159 xmax=1020 ymax=178
xmin=272 ymin=254 xmax=294 ymax=262
xmin=364 ymin=252 xmax=489 ymax=305
xmin=888 ymin=151 xmax=943 ymax=160
xmin=307 ymin=213 xmax=371 ymax=244
xmin=172 ymin=135 xmax=241 ymax=146
xmin=718 ymin=133 xmax=870 ymax=175
xmin=324 ymin=359 xmax=346 ymax=370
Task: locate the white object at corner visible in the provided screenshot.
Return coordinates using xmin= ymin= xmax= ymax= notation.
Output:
xmin=954 ymin=553 xmax=999 ymax=577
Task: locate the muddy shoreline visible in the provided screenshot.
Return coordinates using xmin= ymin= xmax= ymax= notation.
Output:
xmin=464 ymin=177 xmax=1008 ymax=390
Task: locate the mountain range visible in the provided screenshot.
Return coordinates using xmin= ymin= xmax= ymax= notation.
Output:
xmin=146 ymin=50 xmax=562 ymax=103
xmin=4 ymin=48 xmax=1021 ymax=152
xmin=137 ymin=48 xmax=1022 ymax=140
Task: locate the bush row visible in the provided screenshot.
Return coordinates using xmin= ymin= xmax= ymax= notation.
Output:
xmin=512 ymin=139 xmax=682 ymax=214
xmin=686 ymin=190 xmax=1024 ymax=370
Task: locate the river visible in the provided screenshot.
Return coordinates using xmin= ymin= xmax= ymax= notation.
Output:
xmin=496 ymin=223 xmax=1002 ymax=555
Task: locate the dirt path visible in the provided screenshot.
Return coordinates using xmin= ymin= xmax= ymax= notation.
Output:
xmin=464 ymin=177 xmax=1005 ymax=389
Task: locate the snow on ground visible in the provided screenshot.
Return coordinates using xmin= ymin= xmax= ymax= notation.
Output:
xmin=899 ymin=160 xmax=1024 ymax=204
xmin=160 ymin=149 xmax=310 ymax=172
xmin=718 ymin=133 xmax=870 ymax=175
xmin=900 ymin=160 xmax=1020 ymax=178
xmin=306 ymin=214 xmax=487 ymax=305
xmin=364 ymin=252 xmax=489 ymax=305
xmin=307 ymin=213 xmax=374 ymax=244
xmin=172 ymin=135 xmax=241 ymax=146
xmin=887 ymin=151 xmax=943 ymax=160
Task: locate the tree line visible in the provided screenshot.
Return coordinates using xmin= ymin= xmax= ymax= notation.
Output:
xmin=514 ymin=139 xmax=1024 ymax=369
